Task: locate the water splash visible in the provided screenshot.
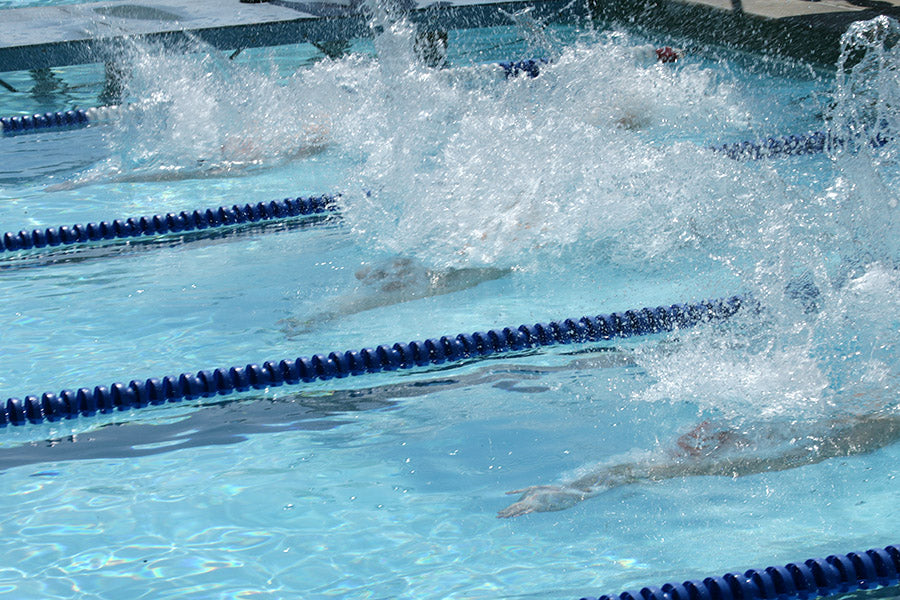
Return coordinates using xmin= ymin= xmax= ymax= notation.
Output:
xmin=498 ymin=6 xmax=565 ymax=61
xmin=58 ymin=37 xmax=333 ymax=187
xmin=55 ymin=15 xmax=755 ymax=275
xmin=45 ymin=11 xmax=899 ymax=424
xmin=827 ymin=16 xmax=900 ymax=265
xmin=635 ymin=17 xmax=900 ymax=421
xmin=336 ymin=28 xmax=757 ymax=271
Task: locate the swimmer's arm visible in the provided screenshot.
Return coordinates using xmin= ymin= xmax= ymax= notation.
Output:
xmin=497 ymin=462 xmax=657 ymax=518
xmin=496 ymin=453 xmax=785 ymax=519
xmin=497 ymin=413 xmax=900 ymax=518
xmin=566 ymin=414 xmax=900 ymax=488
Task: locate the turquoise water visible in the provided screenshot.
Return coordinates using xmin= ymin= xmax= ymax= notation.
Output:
xmin=0 ymin=8 xmax=899 ymax=600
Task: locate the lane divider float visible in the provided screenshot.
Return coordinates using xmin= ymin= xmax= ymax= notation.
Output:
xmin=580 ymin=545 xmax=900 ymax=600
xmin=0 ymin=195 xmax=339 ymax=254
xmin=0 ymin=295 xmax=751 ymax=427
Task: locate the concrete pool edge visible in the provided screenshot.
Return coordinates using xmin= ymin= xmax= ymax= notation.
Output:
xmin=2 ymin=0 xmax=899 ymax=74
xmin=0 ymin=0 xmax=588 ymax=73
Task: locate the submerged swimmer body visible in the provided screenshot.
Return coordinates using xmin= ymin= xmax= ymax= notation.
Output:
xmin=280 ymin=257 xmax=509 ymax=336
xmin=47 ymin=40 xmax=681 ymax=192
xmin=498 ymin=411 xmax=900 ymax=517
xmin=352 ymin=257 xmax=508 ymax=301
xmin=46 ymin=121 xmax=329 ymax=191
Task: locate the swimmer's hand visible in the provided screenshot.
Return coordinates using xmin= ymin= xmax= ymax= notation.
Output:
xmin=497 ymin=485 xmax=590 ymax=518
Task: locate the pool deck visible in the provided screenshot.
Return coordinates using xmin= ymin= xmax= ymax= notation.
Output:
xmin=0 ymin=0 xmax=584 ymax=72
xmin=0 ymin=0 xmax=898 ymax=73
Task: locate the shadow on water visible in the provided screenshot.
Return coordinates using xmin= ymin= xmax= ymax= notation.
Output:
xmin=0 ymin=349 xmax=634 ymax=472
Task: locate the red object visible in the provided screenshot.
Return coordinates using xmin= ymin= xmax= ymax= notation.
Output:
xmin=656 ymin=46 xmax=680 ymax=63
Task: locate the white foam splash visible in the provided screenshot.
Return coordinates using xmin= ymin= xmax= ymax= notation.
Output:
xmin=635 ymin=17 xmax=900 ymax=417
xmin=332 ymin=31 xmax=759 ymax=271
xmin=63 ymin=13 xmax=900 ymax=419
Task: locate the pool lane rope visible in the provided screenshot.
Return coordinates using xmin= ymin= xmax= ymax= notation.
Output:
xmin=2 ymin=101 xmax=833 ymax=160
xmin=711 ymin=125 xmax=893 ymax=160
xmin=2 ymin=48 xmax=688 ymax=136
xmin=1 ymin=295 xmax=751 ymax=427
xmin=24 ymin=52 xmax=838 ymax=168
xmin=0 ymin=58 xmax=553 ymax=136
xmin=0 ymin=104 xmax=137 ymax=136
xmin=497 ymin=58 xmax=548 ymax=78
xmin=580 ymin=544 xmax=900 ymax=600
xmin=9 ymin=51 xmax=871 ymax=163
xmin=0 ymin=103 xmax=845 ymax=161
xmin=710 ymin=131 xmax=831 ymax=160
xmin=0 ymin=195 xmax=338 ymax=254
xmin=0 ymin=105 xmax=863 ymax=163
xmin=0 ymin=59 xmax=546 ymax=137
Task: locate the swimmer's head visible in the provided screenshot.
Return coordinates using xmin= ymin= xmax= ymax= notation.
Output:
xmin=655 ymin=46 xmax=683 ymax=63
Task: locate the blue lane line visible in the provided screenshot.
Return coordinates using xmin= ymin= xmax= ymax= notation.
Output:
xmin=0 ymin=104 xmax=840 ymax=161
xmin=0 ymin=60 xmax=544 ymax=137
xmin=710 ymin=130 xmax=830 ymax=159
xmin=711 ymin=127 xmax=894 ymax=160
xmin=0 ymin=108 xmax=91 ymax=135
xmin=0 ymin=195 xmax=339 ymax=254
xmin=580 ymin=545 xmax=900 ymax=600
xmin=8 ymin=60 xmax=847 ymax=163
xmin=1 ymin=295 xmax=750 ymax=427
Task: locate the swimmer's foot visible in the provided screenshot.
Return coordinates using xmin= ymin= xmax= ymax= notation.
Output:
xmin=497 ymin=485 xmax=590 ymax=518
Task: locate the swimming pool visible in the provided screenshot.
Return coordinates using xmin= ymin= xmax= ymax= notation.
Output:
xmin=0 ymin=5 xmax=899 ymax=599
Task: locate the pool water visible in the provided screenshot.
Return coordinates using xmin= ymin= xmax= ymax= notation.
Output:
xmin=0 ymin=6 xmax=898 ymax=600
